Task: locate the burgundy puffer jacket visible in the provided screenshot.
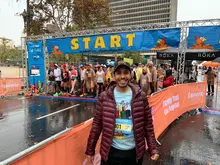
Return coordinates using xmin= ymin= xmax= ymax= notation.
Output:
xmin=85 ymin=82 xmax=159 ymax=161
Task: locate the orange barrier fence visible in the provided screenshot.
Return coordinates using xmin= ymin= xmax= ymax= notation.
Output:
xmin=0 ymin=78 xmax=22 ymax=96
xmin=8 ymin=82 xmax=206 ymax=165
xmin=148 ymin=82 xmax=206 ymax=139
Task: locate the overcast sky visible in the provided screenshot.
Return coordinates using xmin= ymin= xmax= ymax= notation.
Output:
xmin=1 ymin=0 xmax=220 ymax=46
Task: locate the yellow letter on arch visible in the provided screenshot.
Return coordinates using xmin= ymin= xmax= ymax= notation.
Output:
xmin=94 ymin=36 xmax=106 ymax=49
xmin=110 ymin=35 xmax=121 ymax=48
xmin=83 ymin=37 xmax=91 ymax=49
xmin=126 ymin=34 xmax=136 ymax=47
xmin=71 ymin=38 xmax=79 ymax=50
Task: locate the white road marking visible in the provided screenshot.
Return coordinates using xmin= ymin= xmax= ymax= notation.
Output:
xmin=36 ymin=104 xmax=80 ymax=120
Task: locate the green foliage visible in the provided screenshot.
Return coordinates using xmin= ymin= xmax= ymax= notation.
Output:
xmin=19 ymin=0 xmax=111 ymax=35
xmin=72 ymin=0 xmax=112 ymax=29
xmin=49 ymin=54 xmax=85 ymax=64
xmin=0 ymin=46 xmax=21 ymax=64
xmin=0 ymin=38 xmax=21 ymax=65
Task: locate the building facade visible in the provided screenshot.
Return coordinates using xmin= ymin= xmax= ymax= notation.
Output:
xmin=109 ymin=0 xmax=178 ymax=26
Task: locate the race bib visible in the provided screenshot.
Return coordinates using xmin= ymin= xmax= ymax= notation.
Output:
xmin=115 ymin=119 xmax=132 ymax=135
xmin=97 ymin=77 xmax=103 ymax=83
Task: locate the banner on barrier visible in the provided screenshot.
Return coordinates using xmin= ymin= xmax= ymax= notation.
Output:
xmin=188 ymin=26 xmax=220 ymax=50
xmin=27 ymin=40 xmax=46 ymax=86
xmin=0 ymin=78 xmax=22 ymax=96
xmin=46 ymin=28 xmax=181 ymax=54
xmin=148 ymin=82 xmax=206 ymax=138
xmin=10 ymin=82 xmax=206 ymax=165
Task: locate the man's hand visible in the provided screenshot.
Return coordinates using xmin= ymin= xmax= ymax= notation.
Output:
xmin=151 ymin=154 xmax=159 ymax=161
xmin=87 ymin=155 xmax=94 ymax=164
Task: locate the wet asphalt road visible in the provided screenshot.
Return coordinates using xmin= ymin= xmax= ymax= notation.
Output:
xmin=143 ymin=113 xmax=220 ymax=165
xmin=0 ymin=97 xmax=96 ymax=161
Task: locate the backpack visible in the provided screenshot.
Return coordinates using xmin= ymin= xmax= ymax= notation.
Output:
xmin=77 ymin=68 xmax=81 ymax=82
xmin=133 ymin=71 xmax=137 ymax=80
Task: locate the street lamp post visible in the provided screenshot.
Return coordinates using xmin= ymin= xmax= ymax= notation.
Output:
xmin=26 ymin=0 xmax=30 ymax=36
xmin=21 ymin=0 xmax=31 ymax=36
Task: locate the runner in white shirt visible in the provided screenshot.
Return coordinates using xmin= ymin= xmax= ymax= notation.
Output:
xmin=80 ymin=66 xmax=86 ymax=96
xmin=54 ymin=64 xmax=62 ymax=92
xmin=96 ymin=65 xmax=105 ymax=98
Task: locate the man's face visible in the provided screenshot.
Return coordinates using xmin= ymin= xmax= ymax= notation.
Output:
xmin=114 ymin=66 xmax=131 ymax=88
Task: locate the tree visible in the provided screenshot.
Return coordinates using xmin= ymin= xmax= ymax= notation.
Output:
xmin=49 ymin=54 xmax=85 ymax=65
xmin=6 ymin=47 xmax=22 ymax=65
xmin=27 ymin=0 xmax=74 ymax=35
xmin=0 ymin=37 xmax=12 ymax=47
xmin=0 ymin=38 xmax=13 ymax=63
xmin=17 ymin=0 xmax=111 ymax=35
xmin=0 ymin=38 xmax=21 ymax=64
xmin=72 ymin=0 xmax=112 ymax=29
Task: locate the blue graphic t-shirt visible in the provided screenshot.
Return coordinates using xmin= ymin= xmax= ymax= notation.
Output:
xmin=112 ymin=87 xmax=135 ymax=150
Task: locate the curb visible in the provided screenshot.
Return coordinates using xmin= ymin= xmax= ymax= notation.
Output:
xmin=199 ymin=108 xmax=220 ymax=115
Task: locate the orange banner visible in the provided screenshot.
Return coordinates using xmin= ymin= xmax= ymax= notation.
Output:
xmin=9 ymin=82 xmax=206 ymax=165
xmin=0 ymin=78 xmax=22 ymax=96
xmin=149 ymin=82 xmax=206 ymax=138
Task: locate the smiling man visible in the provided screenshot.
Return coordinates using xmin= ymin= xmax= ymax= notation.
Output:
xmin=85 ymin=61 xmax=159 ymax=165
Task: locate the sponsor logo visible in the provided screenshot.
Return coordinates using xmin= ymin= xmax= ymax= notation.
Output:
xmin=158 ymin=53 xmax=175 ymax=58
xmin=188 ymin=92 xmax=204 ymax=99
xmin=30 ymin=48 xmax=41 ymax=53
xmin=198 ymin=53 xmax=216 ymax=58
xmin=33 ymin=55 xmax=40 ymax=59
xmin=2 ymin=84 xmax=19 ymax=89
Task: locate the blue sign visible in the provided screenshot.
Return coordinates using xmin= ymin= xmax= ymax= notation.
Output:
xmin=188 ymin=26 xmax=220 ymax=50
xmin=27 ymin=40 xmax=45 ymax=86
xmin=46 ymin=28 xmax=181 ymax=54
xmin=27 ymin=41 xmax=45 ymax=64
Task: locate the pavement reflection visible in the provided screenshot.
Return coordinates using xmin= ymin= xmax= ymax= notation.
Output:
xmin=144 ymin=113 xmax=220 ymax=165
xmin=0 ymin=97 xmax=96 ymax=161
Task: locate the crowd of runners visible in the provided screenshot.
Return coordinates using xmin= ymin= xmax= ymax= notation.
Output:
xmin=46 ymin=60 xmax=178 ymax=98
